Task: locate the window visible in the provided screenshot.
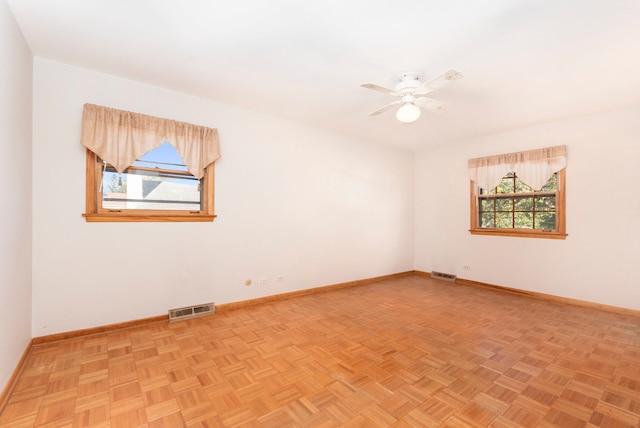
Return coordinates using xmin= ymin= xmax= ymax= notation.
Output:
xmin=81 ymin=103 xmax=220 ymax=222
xmin=468 ymin=145 xmax=567 ymax=239
xmin=470 ymin=169 xmax=566 ymax=239
xmin=84 ymin=143 xmax=215 ymax=222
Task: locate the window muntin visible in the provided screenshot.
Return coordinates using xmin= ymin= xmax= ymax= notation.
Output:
xmin=470 ymin=169 xmax=566 ymax=239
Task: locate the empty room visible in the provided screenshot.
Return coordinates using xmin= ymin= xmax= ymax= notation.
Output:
xmin=1 ymin=0 xmax=639 ymax=426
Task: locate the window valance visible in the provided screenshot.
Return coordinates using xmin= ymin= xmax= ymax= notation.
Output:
xmin=468 ymin=145 xmax=566 ymax=191
xmin=80 ymin=103 xmax=220 ymax=179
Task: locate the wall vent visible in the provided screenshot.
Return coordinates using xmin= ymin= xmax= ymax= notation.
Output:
xmin=169 ymin=302 xmax=215 ymax=322
xmin=431 ymin=271 xmax=457 ymax=282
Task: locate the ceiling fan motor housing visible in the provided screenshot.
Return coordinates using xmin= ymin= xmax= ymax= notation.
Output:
xmin=395 ymin=72 xmax=421 ymax=94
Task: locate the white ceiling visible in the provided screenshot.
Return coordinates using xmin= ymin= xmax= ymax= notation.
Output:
xmin=7 ymin=0 xmax=640 ymax=151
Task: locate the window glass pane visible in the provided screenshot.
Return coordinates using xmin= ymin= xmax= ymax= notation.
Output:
xmin=535 ymin=195 xmax=556 ymax=211
xmin=514 ymin=212 xmax=533 ymax=229
xmin=515 ymin=178 xmax=533 ymax=193
xmin=541 ymin=174 xmax=557 ymax=191
xmin=480 ymin=198 xmax=494 ymax=212
xmin=103 ymin=167 xmax=201 ymax=211
xmin=495 ymin=197 xmax=513 ymax=211
xmin=495 ymin=212 xmax=513 ymax=228
xmin=103 ymin=170 xmax=127 ymax=194
xmin=102 ymin=144 xmax=202 ymax=212
xmin=514 ymin=196 xmax=533 ymax=211
xmin=496 ymin=175 xmax=514 ymax=194
xmin=480 ymin=213 xmax=494 ymax=228
xmin=535 ymin=212 xmax=556 ymax=230
xmin=483 ymin=187 xmax=496 ymax=195
xmin=133 ymin=141 xmax=188 ymax=172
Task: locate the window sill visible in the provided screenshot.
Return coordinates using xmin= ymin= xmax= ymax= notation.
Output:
xmin=469 ymin=229 xmax=567 ymax=240
xmin=83 ymin=213 xmax=216 ymax=223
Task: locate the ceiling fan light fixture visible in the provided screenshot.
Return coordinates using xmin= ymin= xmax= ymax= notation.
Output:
xmin=396 ymin=103 xmax=421 ymax=123
xmin=362 ymin=69 xmax=462 ymax=121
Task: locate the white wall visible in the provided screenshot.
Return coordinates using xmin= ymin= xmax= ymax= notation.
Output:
xmin=415 ymin=106 xmax=640 ymax=310
xmin=31 ymin=58 xmax=415 ymax=336
xmin=0 ymin=0 xmax=32 ymax=389
xmin=26 ymin=39 xmax=640 ymax=344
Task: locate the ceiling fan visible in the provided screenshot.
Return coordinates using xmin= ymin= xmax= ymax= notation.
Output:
xmin=360 ymin=69 xmax=463 ymax=123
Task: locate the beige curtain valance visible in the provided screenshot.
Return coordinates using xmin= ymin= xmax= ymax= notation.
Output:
xmin=468 ymin=145 xmax=566 ymax=191
xmin=80 ymin=103 xmax=220 ymax=179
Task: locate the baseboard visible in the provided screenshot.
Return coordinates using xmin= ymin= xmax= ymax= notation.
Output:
xmin=31 ymin=315 xmax=168 ymax=345
xmin=412 ymin=270 xmax=430 ymax=278
xmin=0 ymin=339 xmax=33 ymax=415
xmin=217 ymin=271 xmax=414 ymax=312
xmin=414 ymin=270 xmax=640 ymax=317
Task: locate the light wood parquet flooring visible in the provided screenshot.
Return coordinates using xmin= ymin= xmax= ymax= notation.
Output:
xmin=2 ymin=276 xmax=640 ymax=427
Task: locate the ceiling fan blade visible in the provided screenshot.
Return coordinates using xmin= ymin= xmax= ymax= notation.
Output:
xmin=415 ymin=97 xmax=448 ymax=112
xmin=360 ymin=83 xmax=400 ymax=96
xmin=414 ymin=69 xmax=463 ymax=95
xmin=369 ymin=100 xmax=402 ymax=116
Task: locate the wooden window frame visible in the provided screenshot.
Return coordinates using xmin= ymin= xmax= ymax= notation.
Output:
xmin=83 ymin=149 xmax=216 ymax=222
xmin=469 ymin=168 xmax=566 ymax=239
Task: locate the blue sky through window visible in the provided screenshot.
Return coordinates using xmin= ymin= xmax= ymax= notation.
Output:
xmin=104 ymin=141 xmax=197 ymax=194
xmin=134 ymin=140 xmax=188 ymax=171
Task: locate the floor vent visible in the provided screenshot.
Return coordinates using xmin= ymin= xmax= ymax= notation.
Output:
xmin=431 ymin=271 xmax=457 ymax=282
xmin=169 ymin=302 xmax=215 ymax=322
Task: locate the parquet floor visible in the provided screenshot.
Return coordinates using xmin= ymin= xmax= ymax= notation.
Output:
xmin=2 ymin=276 xmax=640 ymax=427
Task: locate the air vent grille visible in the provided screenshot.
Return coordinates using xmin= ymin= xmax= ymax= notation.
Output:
xmin=431 ymin=271 xmax=457 ymax=282
xmin=193 ymin=304 xmax=212 ymax=314
xmin=169 ymin=302 xmax=215 ymax=322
